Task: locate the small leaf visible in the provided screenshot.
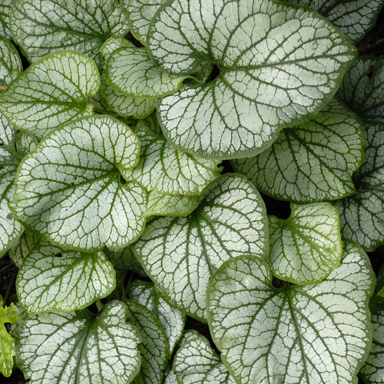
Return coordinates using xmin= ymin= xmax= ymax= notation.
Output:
xmin=286 ymin=0 xmax=384 ymax=43
xmin=148 ymin=0 xmax=357 ymax=159
xmin=128 ymin=280 xmax=186 ymax=357
xmin=0 ymin=37 xmax=22 ymax=89
xmin=8 ymin=231 xmax=39 ymax=268
xmin=126 ymin=300 xmax=169 ymax=384
xmin=0 ymin=0 xmax=12 ymax=39
xmin=123 ymin=125 xmax=221 ymax=196
xmin=207 ymin=240 xmax=376 ymax=384
xmin=17 ymin=238 xmax=116 ymax=315
xmin=174 ymin=332 xmax=236 ymax=384
xmin=0 ymin=295 xmax=19 ymax=377
xmin=10 ymin=0 xmax=129 ymax=63
xmin=143 ymin=192 xmax=202 ymax=218
xmin=231 ymin=99 xmax=364 ymax=203
xmin=11 ymin=115 xmax=147 ymax=251
xmin=269 ymin=203 xmax=343 ymax=285
xmin=16 ymin=301 xmax=142 ymax=384
xmin=133 ymin=174 xmax=268 ymax=321
xmin=0 ymin=50 xmax=100 ymax=138
xmin=105 ymin=246 xmax=147 ymax=276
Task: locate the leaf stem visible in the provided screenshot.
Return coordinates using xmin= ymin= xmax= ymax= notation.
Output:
xmin=96 ymin=300 xmax=104 ymax=312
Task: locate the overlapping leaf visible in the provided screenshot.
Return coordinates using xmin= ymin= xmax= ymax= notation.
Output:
xmin=10 ymin=115 xmax=147 ymax=251
xmin=10 ymin=0 xmax=129 ymax=63
xmin=15 ymin=131 xmax=39 ymax=158
xmin=16 ymin=301 xmax=142 ymax=384
xmin=207 ymin=241 xmax=375 ymax=384
xmin=0 ymin=0 xmax=12 ymax=39
xmin=286 ymin=0 xmax=384 ymax=43
xmin=269 ymin=203 xmax=342 ymax=285
xmin=0 ymin=50 xmax=100 ymax=138
xmin=0 ymin=38 xmax=22 ymax=89
xmin=8 ymin=231 xmax=39 ymax=268
xmin=128 ymin=280 xmax=186 ymax=356
xmin=0 ymin=295 xmax=18 ymax=377
xmin=133 ymin=174 xmax=268 ymax=321
xmin=174 ymin=332 xmax=236 ymax=384
xmin=17 ymin=238 xmax=116 ymax=315
xmin=105 ymin=246 xmax=147 ymax=276
xmin=147 ymin=0 xmax=357 ymax=159
xmin=232 ymin=99 xmax=364 ymax=203
xmin=126 ymin=300 xmax=169 ymax=384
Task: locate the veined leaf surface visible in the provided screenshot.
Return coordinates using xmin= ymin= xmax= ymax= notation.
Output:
xmin=286 ymin=0 xmax=384 ymax=43
xmin=123 ymin=126 xmax=221 ymax=196
xmin=207 ymin=241 xmax=375 ymax=384
xmin=15 ymin=131 xmax=39 ymax=158
xmin=17 ymin=238 xmax=116 ymax=315
xmin=126 ymin=300 xmax=169 ymax=384
xmin=10 ymin=0 xmax=129 ymax=63
xmin=0 ymin=37 xmax=22 ymax=89
xmin=133 ymin=174 xmax=268 ymax=321
xmin=0 ymin=51 xmax=100 ymax=138
xmin=335 ymin=122 xmax=384 ymax=252
xmin=0 ymin=0 xmax=12 ymax=39
xmin=148 ymin=0 xmax=357 ymax=159
xmin=9 ymin=231 xmax=39 ymax=268
xmin=10 ymin=115 xmax=147 ymax=252
xmin=269 ymin=203 xmax=342 ymax=285
xmin=16 ymin=301 xmax=142 ymax=384
xmin=232 ymin=99 xmax=364 ymax=203
xmin=174 ymin=332 xmax=236 ymax=384
xmin=105 ymin=246 xmax=147 ymax=276
xmin=128 ymin=280 xmax=186 ymax=357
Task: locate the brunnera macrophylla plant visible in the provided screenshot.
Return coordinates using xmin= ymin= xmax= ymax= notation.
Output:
xmin=0 ymin=0 xmax=384 ymax=383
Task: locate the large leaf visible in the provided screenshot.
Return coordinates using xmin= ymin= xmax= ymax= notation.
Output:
xmin=286 ymin=0 xmax=384 ymax=43
xmin=133 ymin=174 xmax=268 ymax=321
xmin=207 ymin=240 xmax=376 ymax=384
xmin=10 ymin=0 xmax=129 ymax=63
xmin=231 ymin=99 xmax=364 ymax=203
xmin=16 ymin=301 xmax=142 ymax=384
xmin=173 ymin=332 xmax=236 ymax=384
xmin=126 ymin=300 xmax=169 ymax=384
xmin=269 ymin=203 xmax=342 ymax=285
xmin=10 ymin=115 xmax=147 ymax=252
xmin=147 ymin=0 xmax=357 ymax=159
xmin=0 ymin=50 xmax=100 ymax=139
xmin=128 ymin=280 xmax=186 ymax=357
xmin=0 ymin=0 xmax=12 ymax=39
xmin=335 ymin=122 xmax=384 ymax=252
xmin=0 ymin=295 xmax=18 ymax=377
xmin=17 ymin=238 xmax=116 ymax=315
xmin=123 ymin=125 xmax=221 ymax=195
xmin=0 ymin=37 xmax=23 ymax=89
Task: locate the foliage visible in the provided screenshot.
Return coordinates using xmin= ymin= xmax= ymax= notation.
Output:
xmin=0 ymin=0 xmax=384 ymax=383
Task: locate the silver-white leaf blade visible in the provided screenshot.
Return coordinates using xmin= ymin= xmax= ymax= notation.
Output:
xmin=0 ymin=114 xmax=16 ymax=154
xmin=16 ymin=301 xmax=142 ymax=384
xmin=0 ymin=50 xmax=100 ymax=138
xmin=17 ymin=238 xmax=116 ymax=315
xmin=207 ymin=241 xmax=375 ymax=384
xmin=269 ymin=203 xmax=343 ymax=285
xmin=126 ymin=300 xmax=169 ymax=384
xmin=286 ymin=0 xmax=384 ymax=43
xmin=128 ymin=280 xmax=186 ymax=357
xmin=15 ymin=131 xmax=39 ymax=158
xmin=148 ymin=0 xmax=357 ymax=159
xmin=231 ymin=98 xmax=364 ymax=203
xmin=8 ymin=231 xmax=39 ymax=268
xmin=0 ymin=0 xmax=12 ymax=39
xmin=0 ymin=37 xmax=22 ymax=88
xmin=99 ymin=36 xmax=135 ymax=68
xmin=335 ymin=122 xmax=384 ymax=252
xmin=11 ymin=115 xmax=147 ymax=252
xmin=174 ymin=332 xmax=236 ymax=384
xmin=106 ymin=47 xmax=187 ymax=98
xmin=133 ymin=174 xmax=268 ymax=321
xmin=10 ymin=0 xmax=129 ymax=63
xmin=123 ymin=126 xmax=221 ymax=196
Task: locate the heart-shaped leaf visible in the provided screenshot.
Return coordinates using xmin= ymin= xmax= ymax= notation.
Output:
xmin=286 ymin=0 xmax=384 ymax=43
xmin=232 ymin=99 xmax=364 ymax=203
xmin=133 ymin=174 xmax=268 ymax=321
xmin=147 ymin=0 xmax=357 ymax=159
xmin=269 ymin=202 xmax=343 ymax=285
xmin=128 ymin=280 xmax=186 ymax=357
xmin=123 ymin=125 xmax=221 ymax=196
xmin=10 ymin=115 xmax=147 ymax=252
xmin=0 ymin=295 xmax=18 ymax=377
xmin=125 ymin=300 xmax=169 ymax=384
xmin=17 ymin=238 xmax=116 ymax=315
xmin=0 ymin=50 xmax=100 ymax=139
xmin=207 ymin=240 xmax=375 ymax=384
xmin=16 ymin=301 xmax=142 ymax=384
xmin=173 ymin=332 xmax=236 ymax=384
xmin=10 ymin=0 xmax=129 ymax=63
xmin=0 ymin=0 xmax=12 ymax=39
xmin=0 ymin=37 xmax=22 ymax=89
